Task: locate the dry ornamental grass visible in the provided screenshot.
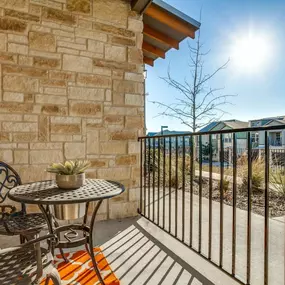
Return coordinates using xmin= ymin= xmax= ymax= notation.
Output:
xmin=146 ymin=150 xmax=285 ymax=217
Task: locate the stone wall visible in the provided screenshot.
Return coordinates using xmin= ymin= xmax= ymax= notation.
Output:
xmin=0 ymin=0 xmax=144 ymax=220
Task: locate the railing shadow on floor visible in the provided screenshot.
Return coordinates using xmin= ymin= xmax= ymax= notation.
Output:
xmin=96 ymin=217 xmax=215 ymax=285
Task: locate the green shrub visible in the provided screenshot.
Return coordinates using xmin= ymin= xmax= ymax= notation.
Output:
xmin=219 ymin=177 xmax=230 ymax=193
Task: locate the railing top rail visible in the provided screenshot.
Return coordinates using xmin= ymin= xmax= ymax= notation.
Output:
xmin=138 ymin=124 xmax=285 ymax=140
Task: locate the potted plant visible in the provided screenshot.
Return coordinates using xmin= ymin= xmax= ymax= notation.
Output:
xmin=46 ymin=160 xmax=91 ymax=220
xmin=47 ymin=160 xmax=90 ymax=190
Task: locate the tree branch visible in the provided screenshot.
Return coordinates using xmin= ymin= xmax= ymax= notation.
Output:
xmin=150 ymin=27 xmax=236 ymax=132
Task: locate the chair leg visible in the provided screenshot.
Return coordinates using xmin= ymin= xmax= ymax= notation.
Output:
xmin=44 ymin=276 xmax=50 ymax=285
xmin=59 ymin=247 xmax=68 ymax=263
xmin=19 ymin=234 xmax=25 ymax=244
xmin=48 ymin=268 xmax=61 ymax=285
xmin=53 ymin=219 xmax=68 ymax=263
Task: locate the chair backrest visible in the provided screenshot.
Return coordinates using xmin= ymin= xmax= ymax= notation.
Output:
xmin=0 ymin=234 xmax=59 ymax=285
xmin=0 ymin=161 xmax=22 ymax=204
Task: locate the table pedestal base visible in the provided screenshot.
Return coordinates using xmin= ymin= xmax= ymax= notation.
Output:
xmin=39 ymin=200 xmax=105 ymax=285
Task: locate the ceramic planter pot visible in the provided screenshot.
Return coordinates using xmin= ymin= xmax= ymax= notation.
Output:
xmin=53 ymin=203 xmax=86 ymax=220
xmin=56 ymin=173 xmax=85 ymax=190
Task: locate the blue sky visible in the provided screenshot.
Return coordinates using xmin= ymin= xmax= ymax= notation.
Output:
xmin=146 ymin=0 xmax=285 ymax=132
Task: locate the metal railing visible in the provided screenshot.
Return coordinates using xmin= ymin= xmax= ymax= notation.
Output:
xmin=269 ymin=139 xmax=282 ymax=147
xmin=138 ymin=125 xmax=285 ymax=285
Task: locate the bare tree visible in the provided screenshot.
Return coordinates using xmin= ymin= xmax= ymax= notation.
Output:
xmin=151 ymin=30 xmax=235 ymax=133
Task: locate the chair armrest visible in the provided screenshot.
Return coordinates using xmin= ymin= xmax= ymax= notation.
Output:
xmin=21 ymin=234 xmax=58 ymax=281
xmin=20 ymin=234 xmax=58 ymax=248
xmin=0 ymin=234 xmax=57 ymax=252
xmin=0 ymin=233 xmax=57 ymax=283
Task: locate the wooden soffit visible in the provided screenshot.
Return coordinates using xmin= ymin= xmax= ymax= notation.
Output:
xmin=136 ymin=0 xmax=201 ymax=67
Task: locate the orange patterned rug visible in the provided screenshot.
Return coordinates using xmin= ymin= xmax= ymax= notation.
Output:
xmin=42 ymin=248 xmax=120 ymax=285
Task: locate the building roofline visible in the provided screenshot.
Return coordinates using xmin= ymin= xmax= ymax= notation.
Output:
xmin=249 ymin=116 xmax=285 ymax=122
xmin=199 ymin=120 xmax=249 ymax=132
xmin=152 ymin=0 xmax=201 ymax=29
xmin=263 ymin=119 xmax=285 ymax=126
xmin=132 ymin=0 xmax=201 ymax=30
xmin=131 ymin=0 xmax=153 ymax=14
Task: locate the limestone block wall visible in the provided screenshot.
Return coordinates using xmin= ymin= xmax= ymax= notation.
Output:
xmin=0 ymin=0 xmax=144 ymax=220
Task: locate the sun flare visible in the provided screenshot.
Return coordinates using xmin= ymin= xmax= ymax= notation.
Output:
xmin=231 ymin=35 xmax=271 ymax=73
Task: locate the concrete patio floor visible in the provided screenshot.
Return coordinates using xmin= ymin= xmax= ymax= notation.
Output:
xmin=0 ymin=194 xmax=284 ymax=285
xmin=0 ymin=216 xmax=240 ymax=285
xmin=97 ymin=217 xmax=240 ymax=285
xmin=142 ymin=189 xmax=285 ymax=285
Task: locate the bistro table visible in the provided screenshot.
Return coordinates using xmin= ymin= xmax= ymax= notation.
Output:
xmin=8 ymin=179 xmax=125 ymax=285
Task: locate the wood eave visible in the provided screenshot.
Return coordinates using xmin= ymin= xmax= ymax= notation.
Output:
xmin=140 ymin=1 xmax=200 ymax=66
xmin=144 ymin=4 xmax=196 ymax=39
xmin=143 ymin=24 xmax=179 ymax=50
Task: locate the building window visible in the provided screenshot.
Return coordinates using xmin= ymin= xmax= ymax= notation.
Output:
xmin=252 ymin=121 xmax=261 ymax=127
xmin=251 ymin=132 xmax=259 ymax=143
xmin=276 ymin=132 xmax=281 ymax=145
xmin=224 ymin=135 xmax=232 ymax=143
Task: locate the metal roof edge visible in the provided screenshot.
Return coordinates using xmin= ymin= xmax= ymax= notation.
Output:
xmin=263 ymin=119 xmax=285 ymax=126
xmin=153 ymin=0 xmax=201 ymax=29
xmin=198 ymin=121 xmax=219 ymax=132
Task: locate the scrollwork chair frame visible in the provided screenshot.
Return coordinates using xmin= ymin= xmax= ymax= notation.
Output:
xmin=0 ymin=161 xmax=46 ymax=242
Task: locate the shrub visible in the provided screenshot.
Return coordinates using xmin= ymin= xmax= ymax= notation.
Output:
xmin=219 ymin=177 xmax=230 ymax=193
xmin=239 ymin=157 xmax=265 ymax=192
xmin=164 ymin=156 xmax=184 ymax=188
xmin=270 ymin=169 xmax=285 ymax=196
xmin=145 ymin=149 xmax=194 ymax=188
xmin=145 ymin=148 xmax=158 ymax=172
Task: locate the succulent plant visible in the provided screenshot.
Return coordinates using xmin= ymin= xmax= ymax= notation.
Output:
xmin=46 ymin=160 xmax=91 ymax=175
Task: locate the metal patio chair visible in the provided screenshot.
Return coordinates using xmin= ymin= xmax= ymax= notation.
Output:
xmin=0 ymin=161 xmax=47 ymax=242
xmin=0 ymin=234 xmax=61 ymax=285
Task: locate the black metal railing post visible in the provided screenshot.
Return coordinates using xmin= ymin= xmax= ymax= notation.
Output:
xmin=198 ymin=135 xmax=203 ymax=253
xmin=232 ymin=133 xmax=237 ymax=276
xmin=208 ymin=134 xmax=213 ymax=260
xmin=247 ymin=132 xmax=252 ymax=285
xmin=169 ymin=138 xmax=172 ymax=233
xmin=157 ymin=136 xmax=161 ymax=226
xmin=139 ymin=138 xmax=143 ymax=214
xmin=148 ymin=137 xmax=151 ymax=219
xmin=219 ymin=133 xmax=224 ymax=268
xmin=144 ymin=139 xmax=147 ymax=216
xmin=163 ymin=137 xmax=166 ymax=229
xmin=190 ymin=135 xmax=194 ymax=247
xmin=264 ymin=131 xmax=269 ymax=285
xmin=175 ymin=136 xmax=178 ymax=237
xmin=152 ymin=137 xmax=156 ymax=222
xmin=182 ymin=136 xmax=186 ymax=242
